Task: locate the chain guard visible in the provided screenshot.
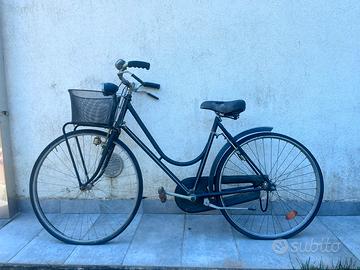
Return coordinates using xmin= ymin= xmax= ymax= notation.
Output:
xmin=175 ymin=177 xmax=213 ymax=213
xmin=175 ymin=177 xmax=262 ymax=213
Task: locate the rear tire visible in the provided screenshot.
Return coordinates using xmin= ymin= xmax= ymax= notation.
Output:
xmin=30 ymin=129 xmax=143 ymax=244
xmin=216 ymin=132 xmax=323 ymax=239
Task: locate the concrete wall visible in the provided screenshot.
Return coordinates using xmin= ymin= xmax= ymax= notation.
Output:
xmin=0 ymin=11 xmax=17 ymax=217
xmin=0 ymin=1 xmax=359 ymax=202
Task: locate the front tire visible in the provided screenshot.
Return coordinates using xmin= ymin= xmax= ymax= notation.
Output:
xmin=216 ymin=132 xmax=323 ymax=239
xmin=30 ymin=129 xmax=143 ymax=244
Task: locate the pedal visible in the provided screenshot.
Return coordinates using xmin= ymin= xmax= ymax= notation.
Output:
xmin=158 ymin=187 xmax=167 ymax=203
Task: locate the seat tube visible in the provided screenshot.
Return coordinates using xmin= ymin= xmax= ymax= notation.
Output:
xmin=193 ymin=116 xmax=219 ymax=189
xmin=218 ymin=122 xmax=265 ymax=177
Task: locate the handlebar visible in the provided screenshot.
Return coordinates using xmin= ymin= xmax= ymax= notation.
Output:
xmin=115 ymin=59 xmax=150 ymax=71
xmin=116 ymin=59 xmax=160 ymax=90
xmin=114 ymin=59 xmax=160 ymax=100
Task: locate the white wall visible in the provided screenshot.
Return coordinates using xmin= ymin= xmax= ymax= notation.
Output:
xmin=0 ymin=0 xmax=359 ymax=201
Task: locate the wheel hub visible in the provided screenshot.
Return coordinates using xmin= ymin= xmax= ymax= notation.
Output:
xmin=262 ymin=180 xmax=276 ymax=191
xmin=80 ymin=183 xmax=93 ymax=191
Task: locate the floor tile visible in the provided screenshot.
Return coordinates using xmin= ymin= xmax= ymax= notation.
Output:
xmin=0 ymin=219 xmax=9 ymax=229
xmin=9 ymin=230 xmax=76 ymax=264
xmin=287 ymin=218 xmax=359 ymax=268
xmin=319 ymin=216 xmax=360 ymax=260
xmin=122 ymin=214 xmax=184 ymax=267
xmin=65 ymin=214 xmax=142 ymax=265
xmin=0 ymin=214 xmax=43 ymax=262
xmin=232 ymin=227 xmax=293 ymax=269
xmin=182 ymin=215 xmax=240 ymax=268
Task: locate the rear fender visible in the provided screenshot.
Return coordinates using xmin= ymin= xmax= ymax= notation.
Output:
xmin=208 ymin=127 xmax=273 ymax=192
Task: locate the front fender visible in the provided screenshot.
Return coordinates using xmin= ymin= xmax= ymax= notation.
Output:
xmin=208 ymin=127 xmax=273 ymax=192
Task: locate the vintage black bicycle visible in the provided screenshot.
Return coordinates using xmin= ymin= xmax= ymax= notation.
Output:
xmin=30 ymin=59 xmax=324 ymax=245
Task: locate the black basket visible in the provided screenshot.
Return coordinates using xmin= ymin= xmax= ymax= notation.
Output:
xmin=69 ymin=89 xmax=116 ymax=127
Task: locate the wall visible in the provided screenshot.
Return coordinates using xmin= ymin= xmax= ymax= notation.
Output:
xmin=0 ymin=11 xmax=17 ymax=217
xmin=0 ymin=0 xmax=359 ymax=202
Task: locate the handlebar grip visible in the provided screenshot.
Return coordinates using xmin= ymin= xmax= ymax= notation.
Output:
xmin=143 ymin=82 xmax=160 ymax=89
xmin=127 ymin=61 xmax=150 ymax=70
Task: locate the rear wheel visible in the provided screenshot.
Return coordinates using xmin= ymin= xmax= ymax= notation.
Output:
xmin=216 ymin=132 xmax=323 ymax=239
xmin=30 ymin=129 xmax=143 ymax=244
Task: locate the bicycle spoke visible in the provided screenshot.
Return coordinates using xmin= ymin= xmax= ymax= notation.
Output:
xmin=244 ymin=143 xmax=267 ymax=174
xmin=226 ymin=159 xmax=249 ymax=175
xmin=262 ymin=139 xmax=267 ymax=174
xmin=278 ymin=185 xmax=316 ymax=198
xmin=273 ymin=145 xmax=295 ymax=177
xmin=276 ymin=171 xmax=315 ymax=183
xmin=273 ymin=150 xmax=302 ymax=183
xmin=275 ymin=162 xmax=311 ymax=184
xmin=280 ymin=179 xmax=316 ymax=188
xmin=268 ymin=141 xmax=287 ymax=178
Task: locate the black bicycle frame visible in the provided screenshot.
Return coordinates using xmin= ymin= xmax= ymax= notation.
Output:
xmin=122 ymin=103 xmax=216 ymax=194
xmin=64 ymin=92 xmax=267 ymax=197
xmin=117 ymin=94 xmax=265 ymax=195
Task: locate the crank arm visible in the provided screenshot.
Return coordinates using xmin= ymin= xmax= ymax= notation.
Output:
xmin=203 ymin=199 xmax=256 ymax=211
xmin=165 ymin=191 xmax=196 ymax=202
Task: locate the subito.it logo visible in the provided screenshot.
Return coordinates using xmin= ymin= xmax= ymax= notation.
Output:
xmin=272 ymin=239 xmax=289 ymax=255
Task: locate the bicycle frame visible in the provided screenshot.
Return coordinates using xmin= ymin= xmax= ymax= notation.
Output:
xmin=64 ymin=91 xmax=268 ymax=197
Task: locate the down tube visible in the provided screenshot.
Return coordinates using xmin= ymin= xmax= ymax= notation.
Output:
xmin=121 ymin=126 xmax=190 ymax=194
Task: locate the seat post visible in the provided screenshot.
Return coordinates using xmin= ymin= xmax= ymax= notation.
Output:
xmin=211 ymin=115 xmax=221 ymax=134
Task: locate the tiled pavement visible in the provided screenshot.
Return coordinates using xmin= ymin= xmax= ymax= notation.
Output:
xmin=0 ymin=219 xmax=9 ymax=229
xmin=0 ymin=213 xmax=359 ymax=269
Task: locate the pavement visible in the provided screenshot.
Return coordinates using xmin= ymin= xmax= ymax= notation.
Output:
xmin=0 ymin=219 xmax=9 ymax=229
xmin=0 ymin=213 xmax=359 ymax=270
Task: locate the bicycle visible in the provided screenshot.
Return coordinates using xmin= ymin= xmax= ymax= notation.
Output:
xmin=30 ymin=59 xmax=324 ymax=245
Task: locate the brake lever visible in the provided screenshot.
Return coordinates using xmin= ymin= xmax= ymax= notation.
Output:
xmin=137 ymin=90 xmax=159 ymax=100
xmin=146 ymin=92 xmax=159 ymax=100
xmin=131 ymin=74 xmax=144 ymax=84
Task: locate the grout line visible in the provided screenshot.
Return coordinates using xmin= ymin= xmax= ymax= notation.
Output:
xmin=63 ymin=213 xmax=146 ymax=265
xmin=0 ymin=212 xmax=21 ymax=230
xmin=7 ymin=224 xmax=44 ymax=263
xmin=120 ymin=213 xmax=144 ymax=266
xmin=287 ymin=239 xmax=296 ymax=270
xmin=8 ymin=214 xmax=75 ymax=265
xmin=180 ymin=213 xmax=187 ymax=266
xmin=230 ymin=226 xmax=242 ymax=263
xmin=317 ymin=216 xmax=360 ymax=261
xmin=63 ymin=244 xmax=79 ymax=265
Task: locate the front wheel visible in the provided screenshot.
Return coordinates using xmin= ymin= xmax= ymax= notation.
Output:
xmin=216 ymin=132 xmax=323 ymax=239
xmin=30 ymin=129 xmax=143 ymax=244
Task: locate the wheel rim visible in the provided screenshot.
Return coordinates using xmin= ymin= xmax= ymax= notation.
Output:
xmin=219 ymin=133 xmax=322 ymax=239
xmin=31 ymin=131 xmax=141 ymax=244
